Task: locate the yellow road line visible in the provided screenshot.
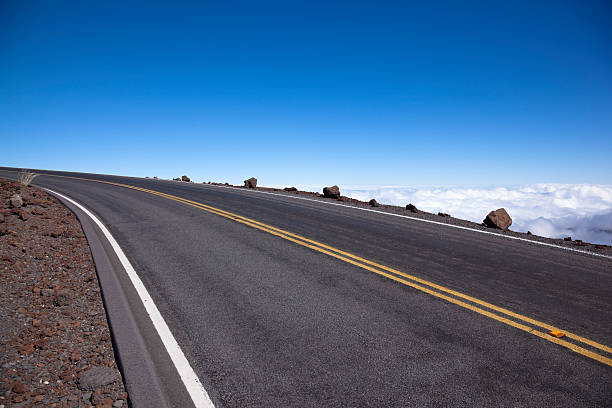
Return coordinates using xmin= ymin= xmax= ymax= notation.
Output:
xmin=39 ymin=173 xmax=612 ymax=366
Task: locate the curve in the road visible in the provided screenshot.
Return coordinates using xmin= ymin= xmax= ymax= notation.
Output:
xmin=39 ymin=173 xmax=612 ymax=367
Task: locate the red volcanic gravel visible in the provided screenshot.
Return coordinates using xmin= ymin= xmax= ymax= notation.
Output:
xmin=0 ymin=178 xmax=127 ymax=407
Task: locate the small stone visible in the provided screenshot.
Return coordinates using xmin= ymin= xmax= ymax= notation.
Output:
xmin=368 ymin=199 xmax=380 ymax=207
xmin=70 ymin=351 xmax=80 ymax=362
xmin=77 ymin=367 xmax=117 ymax=390
xmin=10 ymin=194 xmax=23 ymax=208
xmin=98 ymin=397 xmax=114 ymax=407
xmin=437 ymin=212 xmax=450 ymax=217
xmin=13 ymin=260 xmax=24 ymax=273
xmin=41 ymin=288 xmax=54 ymax=297
xmin=18 ymin=343 xmax=35 ymax=355
xmin=113 ymin=400 xmax=125 ymax=407
xmin=11 ymin=381 xmax=28 ymax=394
xmin=0 ymin=213 xmax=4 ymax=223
xmin=283 ymin=187 xmax=298 ymax=192
xmin=82 ymin=392 xmax=92 ymax=402
xmin=13 ymin=209 xmax=29 ymax=221
xmin=563 ymin=236 xmax=572 ymax=241
xmin=53 ymin=289 xmax=74 ymax=307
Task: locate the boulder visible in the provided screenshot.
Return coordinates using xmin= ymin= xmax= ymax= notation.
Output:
xmin=483 ymin=208 xmax=512 ymax=230
xmin=323 ymin=185 xmax=340 ymax=199
xmin=181 ymin=175 xmax=190 ymax=182
xmin=10 ymin=194 xmax=23 ymax=208
xmin=284 ymin=187 xmax=298 ymax=192
xmin=172 ymin=177 xmax=181 ymax=181
xmin=437 ymin=212 xmax=450 ymax=217
xmin=244 ymin=177 xmax=257 ymax=188
xmin=406 ymin=203 xmax=418 ymax=213
xmin=563 ymin=236 xmax=572 ymax=241
xmin=369 ymin=199 xmax=380 ymax=207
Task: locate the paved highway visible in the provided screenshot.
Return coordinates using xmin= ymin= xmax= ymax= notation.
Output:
xmin=2 ymin=168 xmax=611 ymax=407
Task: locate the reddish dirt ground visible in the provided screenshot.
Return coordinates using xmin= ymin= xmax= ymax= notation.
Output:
xmin=0 ymin=178 xmax=127 ymax=407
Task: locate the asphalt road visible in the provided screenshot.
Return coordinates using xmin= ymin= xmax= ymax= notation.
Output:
xmin=2 ymin=168 xmax=611 ymax=407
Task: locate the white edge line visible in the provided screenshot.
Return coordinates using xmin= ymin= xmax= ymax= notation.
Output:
xmin=204 ymin=184 xmax=612 ymax=261
xmin=46 ymin=188 xmax=215 ymax=408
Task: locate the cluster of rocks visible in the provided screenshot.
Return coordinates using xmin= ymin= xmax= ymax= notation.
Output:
xmin=172 ymin=175 xmax=192 ymax=182
xmin=0 ymin=178 xmax=127 ymax=407
xmin=193 ymin=177 xmax=610 ymax=252
xmin=244 ymin=177 xmax=257 ymax=188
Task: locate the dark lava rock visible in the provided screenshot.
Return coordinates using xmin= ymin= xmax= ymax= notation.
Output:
xmin=54 ymin=289 xmax=74 ymax=306
xmin=173 ymin=177 xmax=181 ymax=181
xmin=563 ymin=236 xmax=572 ymax=241
xmin=10 ymin=194 xmax=23 ymax=208
xmin=244 ymin=177 xmax=257 ymax=188
xmin=78 ymin=366 xmax=117 ymax=390
xmin=12 ymin=381 xmax=28 ymax=394
xmin=437 ymin=212 xmax=450 ymax=217
xmin=483 ymin=208 xmax=512 ymax=230
xmin=369 ymin=199 xmax=380 ymax=207
xmin=13 ymin=209 xmax=30 ymax=221
xmin=406 ymin=203 xmax=418 ymax=213
xmin=181 ymin=175 xmax=190 ymax=182
xmin=323 ymin=185 xmax=340 ymax=199
xmin=284 ymin=187 xmax=298 ymax=192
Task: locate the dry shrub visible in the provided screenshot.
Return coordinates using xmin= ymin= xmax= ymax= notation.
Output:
xmin=17 ymin=170 xmax=38 ymax=186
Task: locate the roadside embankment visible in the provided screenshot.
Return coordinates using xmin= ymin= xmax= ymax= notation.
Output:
xmin=0 ymin=178 xmax=127 ymax=407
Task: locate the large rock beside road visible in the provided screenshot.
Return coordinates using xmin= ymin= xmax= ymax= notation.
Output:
xmin=244 ymin=177 xmax=257 ymax=188
xmin=406 ymin=203 xmax=418 ymax=213
xmin=181 ymin=175 xmax=191 ymax=182
xmin=483 ymin=208 xmax=512 ymax=230
xmin=323 ymin=185 xmax=340 ymax=199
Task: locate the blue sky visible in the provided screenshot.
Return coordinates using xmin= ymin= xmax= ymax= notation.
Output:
xmin=1 ymin=1 xmax=611 ymax=187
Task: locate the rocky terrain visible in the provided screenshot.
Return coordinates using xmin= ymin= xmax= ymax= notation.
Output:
xmin=0 ymin=178 xmax=127 ymax=407
xmin=200 ymin=179 xmax=612 ymax=256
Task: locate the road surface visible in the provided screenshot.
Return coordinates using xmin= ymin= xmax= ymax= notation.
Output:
xmin=1 ymin=168 xmax=611 ymax=407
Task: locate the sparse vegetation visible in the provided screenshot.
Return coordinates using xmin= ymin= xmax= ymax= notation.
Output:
xmin=17 ymin=170 xmax=37 ymax=186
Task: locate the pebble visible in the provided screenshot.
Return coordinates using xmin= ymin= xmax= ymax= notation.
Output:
xmin=78 ymin=366 xmax=117 ymax=390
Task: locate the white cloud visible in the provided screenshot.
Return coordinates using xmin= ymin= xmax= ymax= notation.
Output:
xmin=331 ymin=184 xmax=612 ymax=245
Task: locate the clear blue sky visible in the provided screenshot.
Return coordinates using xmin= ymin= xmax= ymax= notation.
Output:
xmin=1 ymin=1 xmax=611 ymax=186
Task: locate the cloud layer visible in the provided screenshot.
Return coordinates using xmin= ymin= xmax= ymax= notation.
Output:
xmin=336 ymin=184 xmax=612 ymax=245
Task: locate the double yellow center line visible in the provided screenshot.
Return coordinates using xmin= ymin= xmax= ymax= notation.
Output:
xmin=44 ymin=174 xmax=612 ymax=367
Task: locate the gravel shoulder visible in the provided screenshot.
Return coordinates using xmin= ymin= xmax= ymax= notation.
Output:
xmin=0 ymin=178 xmax=127 ymax=407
